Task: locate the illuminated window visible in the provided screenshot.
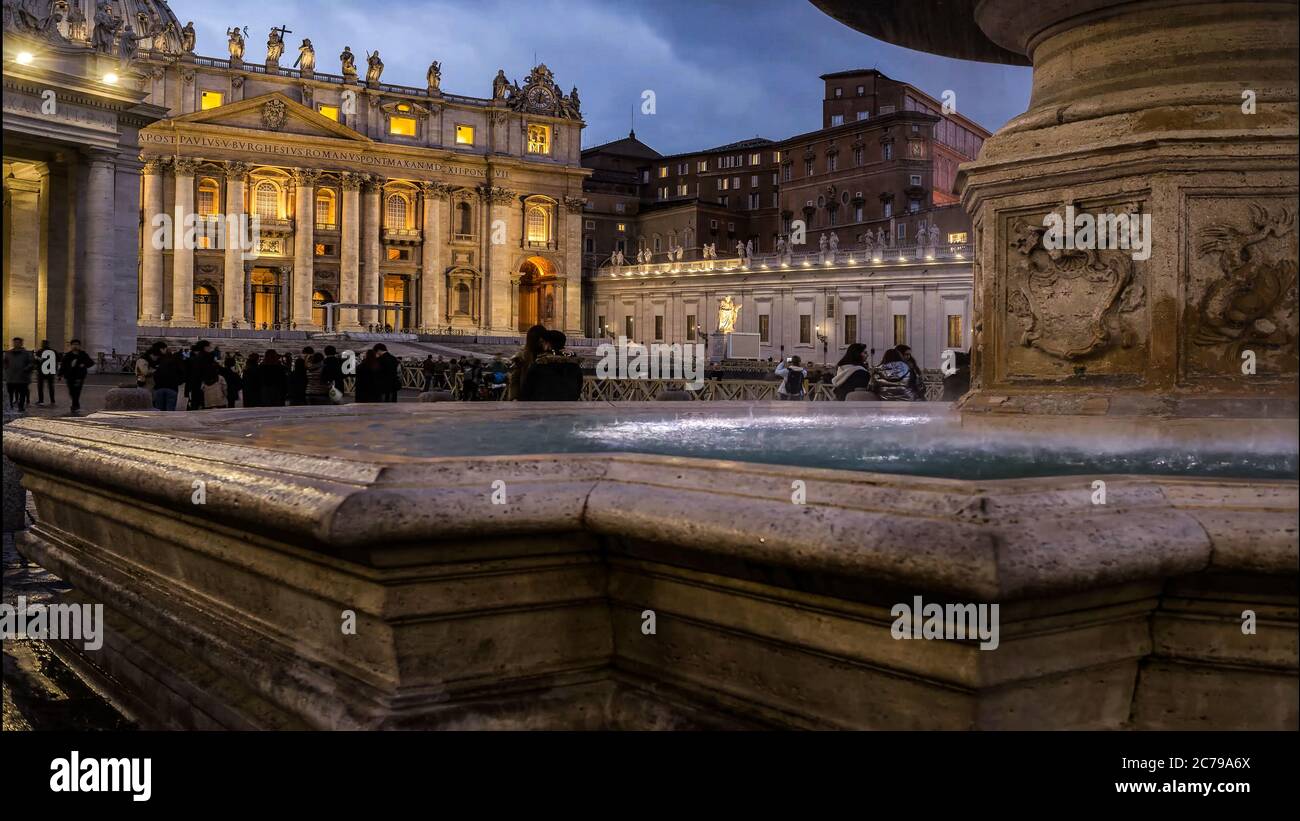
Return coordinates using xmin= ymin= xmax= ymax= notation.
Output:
xmin=315 ymin=189 xmax=335 ymax=227
xmin=200 ymin=91 xmax=224 ymax=110
xmin=616 ymin=223 xmax=626 ymax=232
xmin=893 ymin=315 xmax=908 ymax=346
xmin=526 ymin=204 xmax=551 ymax=244
xmin=386 ymin=194 xmax=409 ymax=229
xmin=948 ymin=232 xmax=968 ymax=244
xmin=947 ymin=315 xmax=963 ymax=348
xmin=389 ymin=116 xmax=416 ymax=137
xmin=396 ymin=103 xmax=411 ymax=112
xmin=455 ymin=124 xmax=474 ymax=145
xmin=527 ymin=123 xmax=551 ymax=155
xmin=758 ymin=314 xmax=769 ymax=343
xmin=658 ymin=167 xmax=667 ymax=178
xmin=318 ymin=104 xmax=340 ymax=121
xmin=196 ymin=178 xmax=220 ymax=216
xmin=312 ymin=290 xmax=333 ymax=328
xmin=387 ymin=247 xmax=410 ymax=261
xmin=254 ymin=181 xmax=279 ymax=219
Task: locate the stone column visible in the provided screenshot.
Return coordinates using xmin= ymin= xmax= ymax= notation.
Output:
xmin=483 ymin=185 xmax=516 ymax=333
xmin=419 ymin=182 xmax=450 ymax=329
xmin=338 ymin=172 xmax=363 ymax=330
xmin=3 ymin=179 xmax=40 ymax=346
xmin=139 ymin=158 xmax=167 ymax=323
xmin=562 ymin=196 xmax=586 ymax=335
xmin=169 ymin=157 xmax=199 ymax=327
xmin=291 ymin=168 xmax=320 ymax=329
xmin=361 ymin=176 xmax=383 ymax=327
xmin=223 ymin=162 xmax=251 ymax=328
xmin=82 ymin=149 xmax=118 ymax=353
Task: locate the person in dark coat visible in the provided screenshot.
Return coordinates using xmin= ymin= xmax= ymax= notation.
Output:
xmin=831 ymin=343 xmax=876 ymax=400
xmin=151 ymin=348 xmax=185 ymax=411
xmin=355 ymin=349 xmax=380 ymax=403
xmin=322 ymin=346 xmax=344 ymax=396
xmin=259 ymin=350 xmax=288 ymax=407
xmin=185 ymin=340 xmax=220 ymax=410
xmin=373 ymin=344 xmax=400 ymax=402
xmin=869 ymin=348 xmax=920 ymax=401
xmin=242 ymin=353 xmax=262 ymax=408
xmin=58 ymin=339 xmax=96 ymax=414
xmin=520 ymin=331 xmax=583 ymax=401
xmin=895 ymin=344 xmax=925 ymax=399
xmin=219 ymin=355 xmax=243 ymax=408
xmin=942 ymin=350 xmax=971 ymax=402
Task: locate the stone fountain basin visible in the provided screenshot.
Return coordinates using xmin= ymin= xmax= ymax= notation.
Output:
xmin=3 ymin=404 xmax=1296 ymax=730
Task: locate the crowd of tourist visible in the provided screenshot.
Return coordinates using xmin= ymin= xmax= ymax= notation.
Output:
xmin=775 ymin=343 xmax=968 ymax=402
xmin=4 ymin=336 xmax=96 ymax=414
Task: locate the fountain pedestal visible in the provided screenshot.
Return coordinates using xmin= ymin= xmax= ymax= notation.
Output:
xmin=816 ymin=0 xmax=1299 ymax=416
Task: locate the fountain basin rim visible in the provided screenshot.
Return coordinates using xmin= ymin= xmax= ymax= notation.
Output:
xmin=5 ymin=411 xmax=1295 ymax=602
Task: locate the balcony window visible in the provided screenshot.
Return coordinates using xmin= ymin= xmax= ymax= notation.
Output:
xmin=389 ymin=116 xmax=416 ymax=137
xmin=455 ymin=124 xmax=475 ymax=145
xmin=200 ymin=91 xmax=224 ymax=110
xmin=527 ymin=123 xmax=551 ymax=155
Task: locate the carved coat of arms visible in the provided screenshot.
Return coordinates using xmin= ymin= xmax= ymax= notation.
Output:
xmin=1005 ymin=217 xmax=1145 ymax=359
xmin=261 ymin=99 xmax=288 ymax=131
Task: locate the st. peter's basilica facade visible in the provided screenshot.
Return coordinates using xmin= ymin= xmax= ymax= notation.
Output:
xmin=4 ymin=0 xmax=588 ymax=354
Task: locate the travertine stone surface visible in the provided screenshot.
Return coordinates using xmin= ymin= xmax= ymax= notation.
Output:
xmin=3 ymin=403 xmax=1295 ymax=729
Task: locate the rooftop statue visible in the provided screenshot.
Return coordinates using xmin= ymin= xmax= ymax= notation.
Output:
xmin=226 ymin=25 xmax=246 ymax=61
xmin=266 ymin=25 xmax=290 ymax=65
xmin=365 ymin=50 xmax=384 ymax=84
xmin=181 ymin=20 xmax=195 ymax=53
xmin=339 ymin=46 xmax=357 ymax=79
xmin=294 ymin=38 xmax=315 ymax=73
xmin=92 ymin=1 xmax=122 ymax=53
xmin=427 ymin=60 xmax=441 ymax=93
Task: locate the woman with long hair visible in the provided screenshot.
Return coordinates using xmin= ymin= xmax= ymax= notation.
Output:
xmin=870 ymin=347 xmax=920 ymax=401
xmin=508 ymin=324 xmax=549 ymax=401
xmin=831 ymin=343 xmax=874 ymax=400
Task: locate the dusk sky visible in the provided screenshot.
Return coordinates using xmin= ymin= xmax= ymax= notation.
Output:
xmin=175 ymin=0 xmax=1033 ymax=154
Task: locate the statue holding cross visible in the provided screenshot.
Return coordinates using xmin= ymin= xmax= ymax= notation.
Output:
xmin=267 ymin=24 xmax=291 ymax=65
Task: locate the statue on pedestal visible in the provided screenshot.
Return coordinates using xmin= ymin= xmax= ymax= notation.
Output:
xmin=266 ymin=25 xmax=289 ymax=65
xmin=180 ymin=21 xmax=196 ymax=53
xmin=294 ymin=38 xmax=315 ymax=73
xmin=717 ymin=296 xmax=741 ymax=334
xmin=339 ymin=46 xmax=357 ymax=80
xmin=92 ymin=2 xmax=122 ymax=53
xmin=427 ymin=60 xmax=441 ymax=94
xmin=829 ymin=232 xmax=839 ymax=253
xmin=492 ymin=69 xmax=511 ymax=100
xmin=365 ymin=50 xmax=384 ymax=84
xmin=226 ymin=25 xmax=246 ymax=61
xmin=928 ymin=223 xmax=941 ymax=247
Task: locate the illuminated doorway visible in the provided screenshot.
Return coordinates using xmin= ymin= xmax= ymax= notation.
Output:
xmin=517 ymin=256 xmax=557 ymax=331
xmin=312 ymin=290 xmax=333 ymax=329
xmin=382 ymin=275 xmax=409 ymax=331
xmin=193 ymin=285 xmax=217 ymax=327
xmin=251 ymin=269 xmax=281 ymax=328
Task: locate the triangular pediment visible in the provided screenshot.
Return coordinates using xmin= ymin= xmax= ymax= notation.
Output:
xmin=167 ymin=92 xmax=371 ymax=143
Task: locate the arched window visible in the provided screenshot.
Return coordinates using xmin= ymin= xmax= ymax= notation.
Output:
xmin=456 ymin=201 xmax=473 ymax=237
xmin=455 ymin=282 xmax=471 ymax=315
xmin=197 ymin=178 xmax=220 ymax=216
xmin=193 ymin=285 xmax=216 ymax=327
xmin=254 ymin=181 xmax=280 ymax=220
xmin=526 ymin=204 xmax=550 ymax=245
xmin=386 ymin=194 xmax=409 ymax=229
xmin=315 ymin=189 xmax=336 ymax=228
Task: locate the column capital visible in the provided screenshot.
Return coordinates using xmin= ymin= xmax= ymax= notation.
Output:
xmin=479 ymin=184 xmax=516 ymax=206
xmin=340 ymin=172 xmax=366 ymax=191
xmin=362 ymin=175 xmax=386 ymax=194
xmin=141 ymin=156 xmax=171 ymax=175
xmin=563 ymin=195 xmax=587 ymax=213
xmin=224 ymin=161 xmax=254 ymax=180
xmin=290 ymin=167 xmax=323 ymax=186
xmin=172 ymin=157 xmax=201 ymax=176
xmin=419 ymin=181 xmax=455 ymax=199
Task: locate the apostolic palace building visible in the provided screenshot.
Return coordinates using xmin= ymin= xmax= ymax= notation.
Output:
xmin=3 ymin=0 xmax=588 ymax=355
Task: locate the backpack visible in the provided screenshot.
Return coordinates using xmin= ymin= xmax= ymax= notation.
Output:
xmin=784 ymin=367 xmax=805 ymax=395
xmin=202 ymin=376 xmax=227 ymax=408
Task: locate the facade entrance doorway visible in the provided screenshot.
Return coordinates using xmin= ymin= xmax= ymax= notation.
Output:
xmin=251 ymin=269 xmax=281 ymax=329
xmin=517 ymin=256 xmax=558 ymax=331
xmin=382 ymin=274 xmax=410 ymax=331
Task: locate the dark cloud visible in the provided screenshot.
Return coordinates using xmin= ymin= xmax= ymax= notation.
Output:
xmin=179 ymin=0 xmax=1031 ymax=154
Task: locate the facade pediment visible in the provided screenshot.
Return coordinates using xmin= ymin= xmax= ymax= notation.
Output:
xmin=164 ymin=92 xmax=370 ymax=143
